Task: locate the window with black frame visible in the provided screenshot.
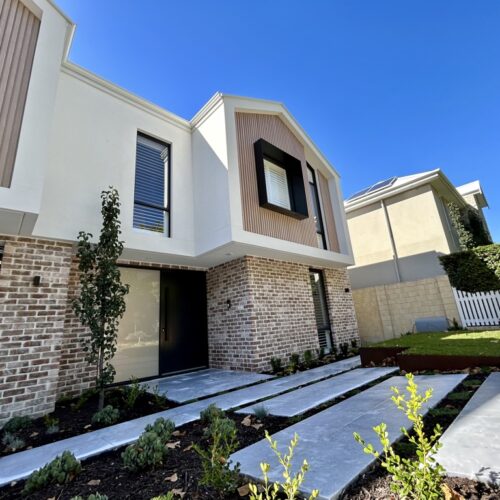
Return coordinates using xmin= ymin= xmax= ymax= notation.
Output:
xmin=309 ymin=269 xmax=333 ymax=352
xmin=133 ymin=133 xmax=170 ymax=235
xmin=307 ymin=165 xmax=327 ymax=249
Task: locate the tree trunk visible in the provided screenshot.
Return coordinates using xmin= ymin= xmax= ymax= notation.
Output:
xmin=97 ymin=347 xmax=105 ymax=411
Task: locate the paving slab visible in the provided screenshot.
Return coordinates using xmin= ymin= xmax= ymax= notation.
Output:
xmin=143 ymin=368 xmax=273 ymax=403
xmin=436 ymin=372 xmax=500 ymax=486
xmin=231 ymin=374 xmax=466 ymax=500
xmin=236 ymin=367 xmax=397 ymax=417
xmin=0 ymin=357 xmax=360 ymax=486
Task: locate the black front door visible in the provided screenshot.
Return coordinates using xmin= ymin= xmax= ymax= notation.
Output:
xmin=159 ymin=269 xmax=208 ymax=374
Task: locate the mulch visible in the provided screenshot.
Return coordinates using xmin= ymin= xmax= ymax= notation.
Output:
xmin=0 ymin=387 xmax=177 ymax=458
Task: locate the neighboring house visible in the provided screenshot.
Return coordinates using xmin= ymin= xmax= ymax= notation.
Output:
xmin=0 ymin=0 xmax=359 ymax=422
xmin=344 ymin=169 xmax=490 ymax=343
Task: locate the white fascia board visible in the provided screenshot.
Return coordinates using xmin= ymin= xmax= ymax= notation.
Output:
xmin=61 ymin=63 xmax=191 ymax=132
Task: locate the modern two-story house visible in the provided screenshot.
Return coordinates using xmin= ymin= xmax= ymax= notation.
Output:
xmin=345 ymin=169 xmax=491 ymax=343
xmin=0 ymin=0 xmax=359 ymax=422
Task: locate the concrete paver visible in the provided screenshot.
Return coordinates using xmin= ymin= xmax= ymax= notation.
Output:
xmin=436 ymin=372 xmax=500 ymax=486
xmin=231 ymin=374 xmax=466 ymax=500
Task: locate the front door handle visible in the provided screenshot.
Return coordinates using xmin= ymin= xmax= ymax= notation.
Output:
xmin=162 ymin=327 xmax=167 ymax=341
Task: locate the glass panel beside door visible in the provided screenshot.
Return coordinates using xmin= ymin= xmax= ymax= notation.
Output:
xmin=309 ymin=270 xmax=333 ymax=352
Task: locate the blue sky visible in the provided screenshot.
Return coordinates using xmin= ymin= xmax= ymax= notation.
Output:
xmin=58 ymin=0 xmax=499 ymax=241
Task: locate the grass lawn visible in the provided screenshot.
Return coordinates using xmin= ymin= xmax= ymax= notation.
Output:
xmin=368 ymin=330 xmax=500 ymax=357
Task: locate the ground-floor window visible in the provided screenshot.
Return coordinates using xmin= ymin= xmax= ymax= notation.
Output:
xmin=114 ymin=267 xmax=160 ymax=382
xmin=309 ymin=269 xmax=333 ymax=352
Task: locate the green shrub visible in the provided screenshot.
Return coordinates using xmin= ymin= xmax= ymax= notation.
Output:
xmin=339 ymin=343 xmax=349 ymax=357
xmin=193 ymin=414 xmax=240 ymax=494
xmin=429 ymin=407 xmax=460 ymax=418
xmin=2 ymin=431 xmax=25 ymax=451
xmin=439 ymin=244 xmax=500 ymax=293
xmin=44 ymin=415 xmax=60 ymax=435
xmin=3 ymin=415 xmax=31 ymax=433
xmin=72 ymin=388 xmax=98 ymax=411
xmin=289 ymin=353 xmax=300 ymax=372
xmin=253 ymin=405 xmax=269 ymax=420
xmin=447 ymin=391 xmax=471 ymax=401
xmin=151 ymin=386 xmax=168 ymax=408
xmin=70 ymin=493 xmax=109 ymax=500
xmin=23 ymin=451 xmax=81 ymax=494
xmin=200 ymin=403 xmax=226 ymax=425
xmin=303 ymin=350 xmax=314 ymax=368
xmin=248 ymin=432 xmax=319 ymax=500
xmin=122 ymin=417 xmax=175 ymax=471
xmin=150 ymin=493 xmax=175 ymax=500
xmin=124 ymin=377 xmax=146 ymax=409
xmin=354 ymin=373 xmax=445 ymax=499
xmin=91 ymin=405 xmax=120 ymax=426
xmin=317 ymin=347 xmax=325 ymax=360
xmin=270 ymin=357 xmax=283 ymax=374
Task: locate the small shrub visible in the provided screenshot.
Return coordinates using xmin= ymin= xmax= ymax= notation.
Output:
xmin=289 ymin=353 xmax=300 ymax=372
xmin=2 ymin=431 xmax=25 ymax=451
xmin=354 ymin=373 xmax=445 ymax=499
xmin=317 ymin=347 xmax=325 ymax=360
xmin=463 ymin=379 xmax=482 ymax=388
xmin=303 ymin=350 xmax=314 ymax=368
xmin=44 ymin=415 xmax=60 ymax=435
xmin=151 ymin=386 xmax=168 ymax=408
xmin=70 ymin=494 xmax=109 ymax=500
xmin=150 ymin=493 xmax=175 ymax=500
xmin=270 ymin=357 xmax=283 ymax=374
xmin=248 ymin=431 xmax=319 ymax=500
xmin=124 ymin=377 xmax=146 ymax=409
xmin=447 ymin=391 xmax=471 ymax=401
xmin=91 ymin=405 xmax=120 ymax=426
xmin=3 ymin=415 xmax=31 ymax=433
xmin=193 ymin=414 xmax=240 ymax=494
xmin=331 ymin=344 xmax=338 ymax=357
xmin=351 ymin=339 xmax=358 ymax=349
xmin=200 ymin=403 xmax=226 ymax=425
xmin=429 ymin=407 xmax=460 ymax=418
xmin=339 ymin=343 xmax=349 ymax=357
xmin=122 ymin=417 xmax=175 ymax=471
xmin=72 ymin=388 xmax=98 ymax=411
xmin=253 ymin=405 xmax=269 ymax=420
xmin=23 ymin=451 xmax=81 ymax=494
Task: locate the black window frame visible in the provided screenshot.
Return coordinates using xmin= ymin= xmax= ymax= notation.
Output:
xmin=133 ymin=132 xmax=171 ymax=236
xmin=253 ymin=139 xmax=308 ymax=220
xmin=307 ymin=164 xmax=327 ymax=249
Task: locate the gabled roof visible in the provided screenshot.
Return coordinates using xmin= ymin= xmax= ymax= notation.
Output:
xmin=344 ymin=168 xmax=466 ymax=212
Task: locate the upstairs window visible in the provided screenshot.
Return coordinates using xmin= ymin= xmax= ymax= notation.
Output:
xmin=133 ymin=133 xmax=170 ymax=235
xmin=263 ymin=159 xmax=291 ymax=210
xmin=307 ymin=166 xmax=327 ymax=249
xmin=254 ymin=139 xmax=308 ymax=219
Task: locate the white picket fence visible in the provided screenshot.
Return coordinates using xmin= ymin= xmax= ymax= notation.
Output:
xmin=453 ymin=288 xmax=500 ymax=327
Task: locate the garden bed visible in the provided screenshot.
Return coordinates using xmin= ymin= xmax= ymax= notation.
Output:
xmin=1 ymin=369 xmax=497 ymax=499
xmin=0 ymin=386 xmax=177 ymax=458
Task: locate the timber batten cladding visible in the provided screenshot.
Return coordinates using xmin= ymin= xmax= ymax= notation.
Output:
xmin=0 ymin=0 xmax=40 ymax=187
xmin=317 ymin=170 xmax=340 ymax=252
xmin=235 ymin=112 xmax=318 ymax=246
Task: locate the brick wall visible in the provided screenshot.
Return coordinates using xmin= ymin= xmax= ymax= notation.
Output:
xmin=207 ymin=256 xmax=359 ymax=371
xmin=0 ymin=236 xmax=73 ymax=425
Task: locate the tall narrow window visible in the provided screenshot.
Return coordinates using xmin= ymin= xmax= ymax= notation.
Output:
xmin=307 ymin=166 xmax=327 ymax=249
xmin=133 ymin=133 xmax=170 ymax=235
xmin=0 ymin=244 xmax=4 ymax=271
xmin=309 ymin=270 xmax=333 ymax=352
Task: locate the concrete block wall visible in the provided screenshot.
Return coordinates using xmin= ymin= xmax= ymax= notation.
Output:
xmin=352 ymin=275 xmax=461 ymax=344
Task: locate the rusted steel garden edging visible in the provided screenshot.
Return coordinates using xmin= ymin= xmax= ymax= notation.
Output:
xmin=361 ymin=346 xmax=500 ymax=371
xmin=359 ymin=346 xmax=406 ymax=366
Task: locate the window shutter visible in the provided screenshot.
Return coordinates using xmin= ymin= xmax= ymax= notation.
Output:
xmin=263 ymin=159 xmax=291 ymax=210
xmin=133 ymin=134 xmax=168 ymax=233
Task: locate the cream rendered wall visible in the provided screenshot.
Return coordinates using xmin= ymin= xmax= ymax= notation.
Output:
xmin=385 ymin=184 xmax=454 ymax=258
xmin=35 ymin=68 xmax=196 ymax=257
xmin=0 ymin=0 xmax=70 ymax=219
xmin=192 ymin=100 xmax=232 ymax=255
xmin=346 ymin=202 xmax=393 ymax=266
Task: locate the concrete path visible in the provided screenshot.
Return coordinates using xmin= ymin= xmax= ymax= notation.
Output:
xmin=143 ymin=368 xmax=273 ymax=403
xmin=436 ymin=372 xmax=500 ymax=486
xmin=0 ymin=357 xmax=360 ymax=486
xmin=231 ymin=374 xmax=466 ymax=500
xmin=236 ymin=367 xmax=397 ymax=417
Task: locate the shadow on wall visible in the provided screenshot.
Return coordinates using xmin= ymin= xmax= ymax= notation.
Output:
xmin=349 ymin=251 xmax=446 ymax=289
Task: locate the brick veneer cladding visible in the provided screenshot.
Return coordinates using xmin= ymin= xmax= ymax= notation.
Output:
xmin=207 ymin=256 xmax=359 ymax=371
xmin=0 ymin=236 xmax=73 ymax=424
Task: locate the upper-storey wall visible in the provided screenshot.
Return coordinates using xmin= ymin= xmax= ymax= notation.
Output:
xmin=0 ymin=0 xmax=70 ymax=231
xmin=35 ymin=67 xmax=195 ymax=259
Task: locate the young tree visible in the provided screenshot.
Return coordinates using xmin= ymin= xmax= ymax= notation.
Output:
xmin=73 ymin=188 xmax=129 ymax=410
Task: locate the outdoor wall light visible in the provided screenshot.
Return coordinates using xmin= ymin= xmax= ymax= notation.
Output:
xmin=226 ymin=299 xmax=232 ymax=310
xmin=33 ymin=276 xmax=41 ymax=286
xmin=344 ymin=287 xmax=350 ymax=293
